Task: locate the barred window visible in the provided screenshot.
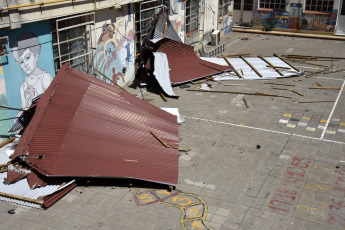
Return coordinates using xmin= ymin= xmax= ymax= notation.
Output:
xmin=186 ymin=0 xmax=199 ymax=34
xmin=259 ymin=0 xmax=285 ymax=10
xmin=305 ymin=0 xmax=334 ymax=12
xmin=218 ymin=0 xmax=231 ymax=16
xmin=234 ymin=0 xmax=253 ymax=11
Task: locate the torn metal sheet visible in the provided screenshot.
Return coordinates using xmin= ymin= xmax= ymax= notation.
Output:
xmin=143 ymin=38 xmax=232 ymax=84
xmin=160 ymin=108 xmax=185 ymax=123
xmin=153 ymin=52 xmax=176 ymax=96
xmin=144 ymin=10 xmax=182 ymax=43
xmin=201 ymin=57 xmax=303 ymax=80
xmin=0 ymin=149 xmax=75 ymax=209
xmin=11 ymin=63 xmax=179 ymax=186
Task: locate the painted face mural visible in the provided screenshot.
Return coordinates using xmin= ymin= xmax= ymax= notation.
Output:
xmin=12 ymin=32 xmax=53 ymax=109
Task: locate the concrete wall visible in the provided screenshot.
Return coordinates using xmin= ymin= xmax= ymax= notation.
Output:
xmin=252 ymin=0 xmax=339 ymax=34
xmin=186 ymin=0 xmax=219 ymax=48
xmin=0 ymin=0 xmax=136 ymax=29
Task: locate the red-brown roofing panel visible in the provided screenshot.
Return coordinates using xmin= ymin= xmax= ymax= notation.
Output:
xmin=12 ymin=64 xmax=179 ymax=186
xmin=144 ymin=38 xmax=233 ymax=84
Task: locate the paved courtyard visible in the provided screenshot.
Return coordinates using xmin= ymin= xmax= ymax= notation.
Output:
xmin=1 ymin=32 xmax=345 ymax=230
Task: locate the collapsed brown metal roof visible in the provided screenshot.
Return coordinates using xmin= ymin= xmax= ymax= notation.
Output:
xmin=12 ymin=63 xmax=179 ymax=186
xmin=144 ymin=38 xmax=233 ymax=84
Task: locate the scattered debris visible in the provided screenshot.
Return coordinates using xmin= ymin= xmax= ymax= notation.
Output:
xmin=309 ymin=86 xmax=341 ymax=90
xmin=7 ymin=209 xmax=15 ymax=214
xmin=203 ymin=55 xmax=303 ymax=80
xmin=265 ymin=82 xmax=295 ymax=86
xmin=243 ymin=98 xmax=249 ymax=108
xmin=1 ymin=64 xmax=180 ymax=209
xmin=200 ymin=83 xmax=211 ymax=91
xmin=187 ymin=89 xmax=291 ymax=98
xmin=271 ymin=87 xmax=304 ymax=96
xmin=256 ymin=145 xmax=261 ymax=149
xmin=299 ymin=100 xmax=335 ymax=103
xmin=316 ymin=82 xmax=322 ymax=86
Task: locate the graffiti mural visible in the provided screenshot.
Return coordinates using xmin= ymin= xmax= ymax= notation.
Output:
xmin=134 ymin=189 xmax=213 ymax=230
xmin=169 ymin=1 xmax=185 ymax=42
xmin=300 ymin=13 xmax=337 ymax=32
xmin=273 ymin=12 xmax=289 ymax=29
xmin=0 ymin=20 xmax=55 ymax=133
xmin=93 ymin=5 xmax=135 ymax=87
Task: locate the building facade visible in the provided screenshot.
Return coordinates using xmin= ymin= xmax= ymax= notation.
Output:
xmin=0 ymin=0 xmax=231 ymax=136
xmin=232 ymin=0 xmax=345 ymax=35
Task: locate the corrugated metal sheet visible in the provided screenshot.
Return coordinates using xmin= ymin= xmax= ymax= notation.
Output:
xmin=144 ymin=38 xmax=233 ymax=84
xmin=12 ymin=63 xmax=179 ymax=186
xmin=0 ymin=150 xmax=75 ymax=209
xmin=202 ymin=57 xmax=303 ymax=80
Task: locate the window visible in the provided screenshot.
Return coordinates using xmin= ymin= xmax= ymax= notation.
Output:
xmin=218 ymin=0 xmax=231 ymax=16
xmin=135 ymin=0 xmax=166 ymax=51
xmin=259 ymin=0 xmax=285 ymax=10
xmin=0 ymin=36 xmax=9 ymax=57
xmin=305 ymin=0 xmax=334 ymax=12
xmin=51 ymin=13 xmax=95 ymax=73
xmin=234 ymin=0 xmax=253 ymax=11
xmin=186 ymin=0 xmax=199 ymax=34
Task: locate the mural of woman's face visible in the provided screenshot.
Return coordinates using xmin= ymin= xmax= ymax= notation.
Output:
xmin=17 ymin=49 xmax=39 ymax=75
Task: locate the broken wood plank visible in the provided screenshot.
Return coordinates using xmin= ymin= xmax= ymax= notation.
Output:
xmin=0 ymin=192 xmax=44 ymax=205
xmin=305 ymin=68 xmax=331 ymax=78
xmin=0 ymin=137 xmax=15 ymax=148
xmin=163 ymin=22 xmax=167 ymax=37
xmin=322 ymin=68 xmax=345 ymax=74
xmin=172 ymin=146 xmax=192 ymax=152
xmin=243 ymin=98 xmax=249 ymax=108
xmin=187 ymin=89 xmax=291 ymax=98
xmin=258 ymin=55 xmax=284 ymax=76
xmin=283 ymin=54 xmax=345 ymax=60
xmin=273 ymin=54 xmax=300 ymax=72
xmin=159 ymin=92 xmax=167 ymax=102
xmin=219 ymin=53 xmax=250 ymax=57
xmin=299 ymin=100 xmax=335 ymax=103
xmin=265 ymin=82 xmax=296 ymax=86
xmin=222 ymin=54 xmax=242 ymax=78
xmin=150 ymin=131 xmax=170 ymax=148
xmin=271 ymin=87 xmax=304 ymax=96
xmin=240 ymin=56 xmax=263 ymax=78
xmin=265 ymin=65 xmax=291 ymax=69
xmin=309 ymin=86 xmax=341 ymax=90
xmin=316 ymin=82 xmax=322 ymax=86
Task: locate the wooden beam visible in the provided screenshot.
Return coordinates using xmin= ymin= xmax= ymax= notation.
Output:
xmin=187 ymin=89 xmax=291 ymax=98
xmin=243 ymin=98 xmax=249 ymax=108
xmin=240 ymin=56 xmax=263 ymax=78
xmin=265 ymin=82 xmax=296 ymax=86
xmin=258 ymin=55 xmax=284 ymax=76
xmin=273 ymin=54 xmax=300 ymax=72
xmin=0 ymin=192 xmax=44 ymax=205
xmin=309 ymin=86 xmax=341 ymax=90
xmin=219 ymin=53 xmax=250 ymax=57
xmin=304 ymin=68 xmax=331 ymax=78
xmin=0 ymin=137 xmax=15 ymax=148
xmin=150 ymin=131 xmax=170 ymax=148
xmin=221 ymin=55 xmax=242 ymax=78
xmin=299 ymin=100 xmax=335 ymax=103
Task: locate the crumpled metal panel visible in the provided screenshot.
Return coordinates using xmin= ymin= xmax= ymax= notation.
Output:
xmin=12 ymin=63 xmax=179 ymax=186
xmin=0 ymin=150 xmax=75 ymax=209
xmin=144 ymin=38 xmax=232 ymax=84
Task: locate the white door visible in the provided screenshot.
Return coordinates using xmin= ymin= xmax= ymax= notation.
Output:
xmin=336 ymin=0 xmax=345 ymax=35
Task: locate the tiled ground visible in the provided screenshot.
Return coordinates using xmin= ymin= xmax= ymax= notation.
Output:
xmin=0 ymin=32 xmax=345 ymax=229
